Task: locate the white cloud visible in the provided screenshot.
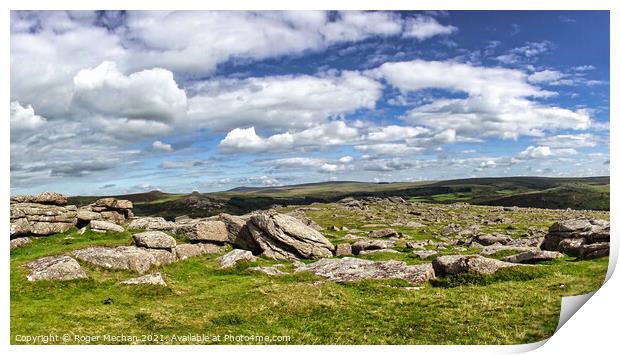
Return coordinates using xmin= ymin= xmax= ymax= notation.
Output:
xmin=188 ymin=71 xmax=381 ymax=131
xmin=10 ymin=101 xmax=46 ymax=135
xmin=518 ymin=145 xmax=577 ymax=159
xmin=355 ymin=143 xmax=424 ymax=156
xmin=366 ymin=125 xmax=429 ymax=142
xmin=152 ymin=140 xmax=173 ymax=152
xmin=403 ymin=15 xmax=457 ymax=40
xmin=372 ymin=60 xmax=591 ymax=139
xmin=219 ymin=121 xmax=360 ymax=154
xmin=72 ymin=61 xmax=187 ymax=123
xmin=535 ymin=134 xmax=597 ymax=148
xmin=528 ymin=70 xmax=564 ymax=83
xmin=338 ymin=156 xmax=354 ymax=163
xmin=496 ymin=41 xmax=552 ymax=64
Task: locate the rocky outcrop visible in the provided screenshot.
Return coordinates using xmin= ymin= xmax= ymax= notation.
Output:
xmin=471 ymin=233 xmax=513 ymax=246
xmin=121 ymin=272 xmax=167 ymax=286
xmin=248 ymin=211 xmax=334 ymax=260
xmin=502 ymin=250 xmax=563 ymax=264
xmin=127 ymin=217 xmax=176 ymax=231
xmin=25 ymin=255 xmax=87 ymax=281
xmin=218 ymin=249 xmax=257 ymax=268
xmin=132 ymin=231 xmax=176 ymax=249
xmin=296 ymin=257 xmax=435 ymax=285
xmin=10 ymin=237 xmax=32 ymax=251
xmin=73 ymin=246 xmax=157 ymax=273
xmin=217 ymin=213 xmax=260 ymax=251
xmin=368 ymin=229 xmax=401 ymax=238
xmin=90 ymin=220 xmax=125 ymax=233
xmin=432 ymin=255 xmax=519 ymax=276
xmin=335 ymin=243 xmax=352 ymax=256
xmin=541 ymin=219 xmax=610 ymax=258
xmin=10 ymin=192 xmax=77 ymax=238
xmin=76 ymin=198 xmax=133 ymax=226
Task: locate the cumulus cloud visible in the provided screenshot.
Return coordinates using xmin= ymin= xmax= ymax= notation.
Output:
xmin=152 ymin=140 xmax=173 ymax=152
xmin=403 ymin=15 xmax=457 ymax=40
xmin=535 ymin=134 xmax=597 ymax=148
xmin=355 ymin=143 xmax=424 ymax=156
xmin=518 ymin=145 xmax=577 ymax=159
xmin=496 ymin=41 xmax=552 ymax=64
xmin=72 ymin=61 xmax=187 ymax=123
xmin=188 ymin=71 xmax=381 ymax=131
xmin=10 ymin=101 xmax=47 ymax=136
xmin=372 ymin=60 xmax=591 ymax=139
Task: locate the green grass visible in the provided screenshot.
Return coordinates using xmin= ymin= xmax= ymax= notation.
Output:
xmin=11 ymin=225 xmax=608 ymax=345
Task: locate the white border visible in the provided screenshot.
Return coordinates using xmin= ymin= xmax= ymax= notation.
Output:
xmin=2 ymin=1 xmax=617 ymax=354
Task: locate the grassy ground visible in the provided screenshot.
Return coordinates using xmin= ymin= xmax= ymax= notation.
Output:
xmin=10 ymin=201 xmax=609 ymax=345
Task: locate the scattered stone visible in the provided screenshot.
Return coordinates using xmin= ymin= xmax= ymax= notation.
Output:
xmin=472 ymin=233 xmax=513 ymax=246
xmin=502 ymin=250 xmax=563 ymax=264
xmin=10 ymin=237 xmax=32 ymax=251
xmin=335 ymin=243 xmax=353 ymax=256
xmin=351 ymin=239 xmax=395 ymax=255
xmin=432 ymin=255 xmax=519 ymax=276
xmin=218 ymin=249 xmax=257 ymax=268
xmin=358 ymin=248 xmax=401 ymax=255
xmin=367 ymin=228 xmax=400 ymax=238
xmin=121 ymin=272 xmax=166 ymax=286
xmin=412 ymin=250 xmax=438 ymax=259
xmin=405 ymin=240 xmax=430 ymax=249
xmin=25 ymin=255 xmax=87 ymax=281
xmin=127 ymin=217 xmax=176 ymax=231
xmin=248 ymin=212 xmax=334 ymax=260
xmin=478 ymin=245 xmax=539 ymax=256
xmin=73 ymin=246 xmax=155 ymax=273
xmin=405 ymin=221 xmax=426 ymax=228
xmin=247 ymin=266 xmax=288 ymax=275
xmin=133 ymin=231 xmax=176 ymax=249
xmin=296 ymin=257 xmax=435 ymax=285
xmin=145 ymin=249 xmax=177 ymax=266
xmin=90 ymin=220 xmax=125 ymax=233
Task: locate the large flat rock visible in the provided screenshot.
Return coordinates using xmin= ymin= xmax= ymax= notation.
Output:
xmin=73 ymin=246 xmax=156 ymax=273
xmin=25 ymin=255 xmax=87 ymax=281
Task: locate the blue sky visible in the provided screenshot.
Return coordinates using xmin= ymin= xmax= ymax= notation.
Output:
xmin=10 ymin=10 xmax=610 ymax=195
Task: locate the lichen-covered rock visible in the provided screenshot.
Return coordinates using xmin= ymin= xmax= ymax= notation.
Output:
xmin=335 ymin=243 xmax=352 ymax=256
xmin=367 ymin=229 xmax=401 ymax=238
xmin=541 ymin=219 xmax=609 ymax=258
xmin=11 ymin=192 xmax=67 ymax=205
xmin=127 ymin=217 xmax=176 ymax=231
xmin=121 ymin=272 xmax=166 ymax=286
xmin=132 ymin=231 xmax=176 ymax=249
xmin=217 ymin=213 xmax=260 ymax=251
xmin=502 ymin=250 xmax=563 ymax=264
xmin=73 ymin=246 xmax=156 ymax=273
xmin=174 ymin=219 xmax=228 ymax=243
xmin=351 ymin=239 xmax=395 ymax=255
xmin=412 ymin=250 xmax=438 ymax=259
xmin=10 ymin=202 xmax=77 ymax=237
xmin=247 ymin=266 xmax=288 ymax=275
xmin=77 ymin=209 xmax=102 ymax=222
xmin=471 ymin=233 xmax=513 ymax=246
xmin=296 ymin=257 xmax=435 ymax=285
xmin=10 ymin=237 xmax=32 ymax=251
xmin=175 ymin=243 xmax=226 ymax=260
xmin=247 ymin=212 xmax=334 ymax=260
xmin=90 ymin=220 xmax=125 ymax=233
xmin=432 ymin=255 xmax=519 ymax=276
xmin=94 ymin=198 xmax=133 ymax=210
xmin=217 ymin=249 xmax=257 ymax=268
xmin=25 ymin=255 xmax=87 ymax=281
xmin=144 ymin=249 xmax=177 ymax=266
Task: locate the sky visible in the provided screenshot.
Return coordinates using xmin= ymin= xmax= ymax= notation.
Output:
xmin=9 ymin=10 xmax=610 ymax=195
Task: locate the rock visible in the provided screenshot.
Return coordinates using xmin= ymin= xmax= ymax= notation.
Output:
xmin=405 ymin=240 xmax=430 ymax=249
xmin=412 ymin=250 xmax=438 ymax=259
xmin=432 ymin=255 xmax=519 ymax=276
xmin=479 ymin=245 xmax=539 ymax=256
xmin=218 ymin=249 xmax=257 ymax=268
xmin=472 ymin=234 xmax=513 ymax=246
xmin=99 ymin=211 xmax=126 ymax=224
xmin=90 ymin=220 xmax=125 ymax=233
xmin=541 ymin=219 xmax=610 ymax=258
xmin=10 ymin=218 xmax=31 ymax=237
xmin=145 ymin=249 xmax=177 ymax=266
xmin=351 ymin=239 xmax=395 ymax=255
xmin=247 ymin=266 xmax=287 ymax=275
xmin=175 ymin=243 xmax=226 ymax=260
xmin=358 ymin=248 xmax=401 ymax=255
xmin=175 ymin=220 xmax=228 ymax=243
xmin=121 ymin=272 xmax=166 ymax=286
xmin=30 ymin=222 xmax=75 ymax=236
xmin=405 ymin=221 xmax=426 ymax=228
xmin=502 ymin=250 xmax=563 ymax=263
xmin=296 ymin=257 xmax=435 ymax=285
xmin=127 ymin=217 xmax=176 ymax=231
xmin=10 ymin=202 xmax=77 ymax=237
xmin=217 ymin=213 xmax=259 ymax=251
xmin=11 ymin=192 xmax=67 ymax=205
xmin=94 ymin=198 xmax=133 ymax=210
xmin=133 ymin=231 xmax=176 ymax=249
xmin=77 ymin=208 xmax=101 ymax=222
xmin=248 ymin=212 xmax=334 ymax=260
xmin=335 ymin=243 xmax=352 ymax=256
xmin=367 ymin=229 xmax=400 ymax=238
xmin=25 ymin=255 xmax=87 ymax=281
xmin=10 ymin=237 xmax=32 ymax=251
xmin=73 ymin=246 xmax=156 ymax=273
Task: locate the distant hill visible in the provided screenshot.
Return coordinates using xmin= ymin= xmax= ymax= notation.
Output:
xmin=68 ymin=176 xmax=610 ymax=218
